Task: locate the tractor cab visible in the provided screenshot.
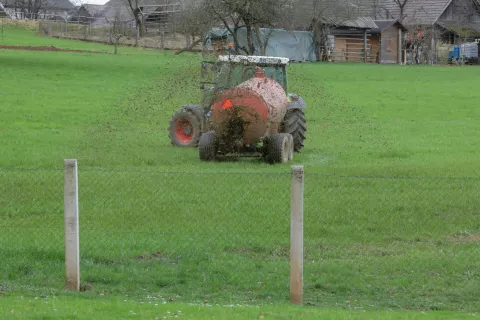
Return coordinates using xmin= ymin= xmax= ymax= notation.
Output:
xmin=200 ymin=55 xmax=290 ymax=109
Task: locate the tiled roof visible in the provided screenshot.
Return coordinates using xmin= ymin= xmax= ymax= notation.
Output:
xmin=371 ymin=19 xmax=408 ymax=32
xmin=349 ymin=0 xmax=453 ymax=25
xmin=437 ymin=19 xmax=480 ymax=36
xmin=321 ymin=15 xmax=378 ymax=28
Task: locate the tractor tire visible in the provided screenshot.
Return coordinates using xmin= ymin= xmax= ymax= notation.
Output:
xmin=169 ymin=106 xmax=203 ymax=147
xmin=267 ymin=133 xmax=293 ymax=164
xmin=198 ymin=131 xmax=217 ymax=161
xmin=281 ymin=109 xmax=307 ymax=152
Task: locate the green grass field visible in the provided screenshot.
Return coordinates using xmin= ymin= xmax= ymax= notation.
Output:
xmin=1 ymin=27 xmax=479 ymax=318
xmin=2 ymin=293 xmax=479 ymax=320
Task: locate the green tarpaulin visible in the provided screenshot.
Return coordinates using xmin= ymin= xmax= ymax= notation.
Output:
xmin=204 ymin=27 xmax=317 ymax=62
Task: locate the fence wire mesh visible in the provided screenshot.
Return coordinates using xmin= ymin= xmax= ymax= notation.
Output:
xmin=304 ymin=174 xmax=480 ymax=311
xmin=1 ymin=167 xmax=479 ymax=310
xmin=77 ymin=169 xmax=291 ymax=302
xmin=0 ymin=168 xmax=64 ymax=290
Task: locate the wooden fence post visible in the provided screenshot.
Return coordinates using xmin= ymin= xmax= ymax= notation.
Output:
xmin=290 ymin=165 xmax=304 ymax=305
xmin=64 ymin=159 xmax=80 ymax=291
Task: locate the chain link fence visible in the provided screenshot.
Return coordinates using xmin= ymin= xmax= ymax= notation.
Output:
xmin=0 ymin=168 xmax=64 ymax=290
xmin=303 ymin=174 xmax=480 ymax=311
xmin=1 ymin=166 xmax=479 ymax=310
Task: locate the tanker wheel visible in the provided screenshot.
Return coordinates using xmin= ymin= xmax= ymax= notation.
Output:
xmin=199 ymin=131 xmax=217 ymax=161
xmin=267 ymin=133 xmax=293 ymax=164
xmin=169 ymin=108 xmax=202 ymax=147
xmin=280 ymin=109 xmax=307 ymax=152
xmin=287 ymin=134 xmax=294 ymax=161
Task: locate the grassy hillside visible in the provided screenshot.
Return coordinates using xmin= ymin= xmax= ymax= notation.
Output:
xmin=1 ymin=27 xmax=479 ymax=316
xmin=1 ymin=28 xmax=479 ymax=176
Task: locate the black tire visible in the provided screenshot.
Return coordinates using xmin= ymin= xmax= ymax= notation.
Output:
xmin=199 ymin=131 xmax=217 ymax=161
xmin=280 ymin=109 xmax=307 ymax=152
xmin=267 ymin=133 xmax=292 ymax=164
xmin=168 ymin=107 xmax=203 ymax=147
xmin=184 ymin=104 xmax=207 ymax=130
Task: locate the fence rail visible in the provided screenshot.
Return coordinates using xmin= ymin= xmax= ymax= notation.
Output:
xmin=1 ymin=163 xmax=479 ymax=310
xmin=0 ymin=14 xmax=199 ymax=51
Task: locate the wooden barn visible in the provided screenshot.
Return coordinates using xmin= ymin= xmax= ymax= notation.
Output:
xmin=323 ymin=17 xmax=378 ymax=63
xmin=70 ymin=4 xmax=109 ymax=25
xmin=370 ymin=20 xmax=407 ymax=64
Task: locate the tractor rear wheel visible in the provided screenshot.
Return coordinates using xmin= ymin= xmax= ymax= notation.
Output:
xmin=280 ymin=109 xmax=307 ymax=152
xmin=169 ymin=107 xmax=203 ymax=147
xmin=199 ymin=131 xmax=217 ymax=161
xmin=267 ymin=133 xmax=293 ymax=164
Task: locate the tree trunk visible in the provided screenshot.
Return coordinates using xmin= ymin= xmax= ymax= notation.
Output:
xmin=232 ymin=27 xmax=241 ymax=54
xmin=134 ymin=14 xmax=145 ymax=37
xmin=135 ymin=25 xmax=139 ymax=47
xmin=313 ymin=26 xmax=321 ymax=61
xmin=161 ymin=27 xmax=165 ymax=49
xmin=246 ymin=24 xmax=255 ymax=55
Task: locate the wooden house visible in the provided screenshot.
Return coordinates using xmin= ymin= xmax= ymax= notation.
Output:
xmin=369 ymin=20 xmax=407 ymax=64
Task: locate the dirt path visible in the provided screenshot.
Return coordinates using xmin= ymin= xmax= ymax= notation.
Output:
xmin=0 ymin=45 xmax=108 ymax=54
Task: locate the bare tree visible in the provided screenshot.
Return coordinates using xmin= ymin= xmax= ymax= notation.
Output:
xmin=301 ymin=0 xmax=359 ymax=61
xmin=13 ymin=0 xmax=47 ymax=19
xmin=391 ymin=2 xmax=434 ymax=64
xmin=126 ymin=0 xmax=146 ymax=38
xmin=403 ymin=24 xmax=429 ymax=64
xmin=202 ymin=0 xmax=292 ymax=55
xmin=253 ymin=27 xmax=274 ymax=55
xmin=105 ymin=8 xmax=128 ymax=54
xmin=392 ymin=0 xmax=409 ymax=22
xmin=176 ymin=0 xmax=212 ymax=48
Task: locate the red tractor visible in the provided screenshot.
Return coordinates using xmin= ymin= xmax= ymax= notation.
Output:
xmin=168 ymin=55 xmax=307 ymax=163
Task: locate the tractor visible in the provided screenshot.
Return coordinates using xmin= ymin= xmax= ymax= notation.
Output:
xmin=168 ymin=53 xmax=307 ymax=163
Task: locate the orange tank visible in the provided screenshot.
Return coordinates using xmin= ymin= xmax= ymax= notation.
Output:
xmin=211 ymin=68 xmax=288 ymax=145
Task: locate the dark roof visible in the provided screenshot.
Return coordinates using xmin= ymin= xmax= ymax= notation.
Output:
xmin=294 ymin=0 xmax=460 ymax=28
xmin=385 ymin=0 xmax=451 ymax=25
xmin=437 ymin=19 xmax=480 ymax=36
xmin=2 ymin=0 xmax=75 ymax=10
xmin=341 ymin=16 xmax=378 ymax=28
xmin=371 ymin=19 xmax=407 ymax=33
xmin=82 ymin=4 xmax=107 ymax=16
xmin=321 ymin=16 xmax=378 ymax=29
xmin=349 ymin=0 xmax=453 ymax=26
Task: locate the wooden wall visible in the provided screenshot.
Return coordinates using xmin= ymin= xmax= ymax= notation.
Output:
xmin=440 ymin=0 xmax=480 ymax=21
xmin=331 ymin=35 xmax=371 ymax=63
xmin=380 ymin=26 xmax=400 ymax=64
xmin=330 ymin=30 xmax=400 ymax=64
xmin=369 ymin=35 xmax=381 ymax=63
